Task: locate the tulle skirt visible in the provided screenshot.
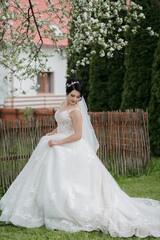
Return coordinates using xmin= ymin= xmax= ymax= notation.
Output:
xmin=0 ymin=134 xmax=160 ymax=238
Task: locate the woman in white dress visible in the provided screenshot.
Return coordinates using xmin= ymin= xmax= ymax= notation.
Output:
xmin=0 ymin=78 xmax=160 ymax=238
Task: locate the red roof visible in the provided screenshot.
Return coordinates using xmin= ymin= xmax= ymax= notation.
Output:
xmin=20 ymin=0 xmax=69 ymax=46
xmin=126 ymin=0 xmax=130 ymax=6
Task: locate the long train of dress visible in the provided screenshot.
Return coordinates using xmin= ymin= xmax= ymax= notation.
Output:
xmin=0 ymin=109 xmax=160 ymax=238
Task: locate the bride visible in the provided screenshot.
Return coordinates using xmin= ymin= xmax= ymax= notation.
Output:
xmin=0 ymin=78 xmax=160 ymax=238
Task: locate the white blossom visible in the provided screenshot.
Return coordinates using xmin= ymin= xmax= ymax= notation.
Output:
xmin=139 ymin=13 xmax=145 ymax=19
xmin=9 ymin=21 xmax=13 ymax=26
xmin=100 ymin=50 xmax=105 ymax=57
xmin=83 ymin=12 xmax=88 ymax=20
xmin=91 ymin=50 xmax=96 ymax=55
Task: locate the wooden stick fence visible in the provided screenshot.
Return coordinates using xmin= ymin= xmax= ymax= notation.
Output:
xmin=0 ymin=110 xmax=150 ymax=193
xmin=90 ymin=110 xmax=150 ymax=176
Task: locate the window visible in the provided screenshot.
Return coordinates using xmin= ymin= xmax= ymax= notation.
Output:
xmin=37 ymin=72 xmax=54 ymax=93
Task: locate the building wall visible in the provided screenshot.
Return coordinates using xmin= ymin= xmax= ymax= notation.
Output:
xmin=0 ymin=66 xmax=10 ymax=105
xmin=12 ymin=45 xmax=67 ymax=97
xmin=43 ymin=45 xmax=67 ymax=95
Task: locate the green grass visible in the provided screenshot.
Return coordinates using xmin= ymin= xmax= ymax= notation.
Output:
xmin=2 ymin=225 xmax=158 ymax=240
xmin=0 ymin=158 xmax=160 ymax=240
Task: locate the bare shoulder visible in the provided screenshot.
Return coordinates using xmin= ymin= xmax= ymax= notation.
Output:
xmin=69 ymin=106 xmax=82 ymax=119
xmin=69 ymin=104 xmax=81 ymax=113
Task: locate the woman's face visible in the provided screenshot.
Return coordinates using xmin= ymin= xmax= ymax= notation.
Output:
xmin=67 ymin=90 xmax=81 ymax=106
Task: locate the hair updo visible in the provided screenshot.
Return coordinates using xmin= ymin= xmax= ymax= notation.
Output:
xmin=66 ymin=77 xmax=83 ymax=97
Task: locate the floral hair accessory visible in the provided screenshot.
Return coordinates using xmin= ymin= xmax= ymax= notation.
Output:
xmin=66 ymin=81 xmax=79 ymax=87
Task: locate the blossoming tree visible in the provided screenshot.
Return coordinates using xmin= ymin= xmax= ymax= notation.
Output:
xmin=67 ymin=0 xmax=158 ymax=74
xmin=0 ymin=0 xmax=158 ymax=92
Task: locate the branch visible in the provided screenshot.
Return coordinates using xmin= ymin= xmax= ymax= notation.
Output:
xmin=26 ymin=7 xmax=31 ymax=39
xmin=0 ymin=60 xmax=15 ymax=73
xmin=28 ymin=0 xmax=43 ymax=48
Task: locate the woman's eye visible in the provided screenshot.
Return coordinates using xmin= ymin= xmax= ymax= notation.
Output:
xmin=70 ymin=94 xmax=80 ymax=98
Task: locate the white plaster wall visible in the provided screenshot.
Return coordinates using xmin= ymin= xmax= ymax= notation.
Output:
xmin=13 ymin=78 xmax=37 ymax=96
xmin=43 ymin=46 xmax=67 ymax=95
xmin=0 ymin=66 xmax=10 ymax=105
xmin=3 ymin=45 xmax=67 ymax=97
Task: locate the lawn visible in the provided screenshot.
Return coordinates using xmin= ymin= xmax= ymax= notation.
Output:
xmin=0 ymin=158 xmax=160 ymax=240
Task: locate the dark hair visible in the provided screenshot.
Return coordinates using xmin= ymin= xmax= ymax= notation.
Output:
xmin=66 ymin=77 xmax=83 ymax=97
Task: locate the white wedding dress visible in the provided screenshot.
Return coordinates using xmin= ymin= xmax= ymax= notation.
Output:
xmin=0 ymin=105 xmax=160 ymax=238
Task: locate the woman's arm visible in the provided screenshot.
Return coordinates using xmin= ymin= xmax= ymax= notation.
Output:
xmin=48 ymin=110 xmax=82 ymax=147
xmin=46 ymin=128 xmax=57 ymax=136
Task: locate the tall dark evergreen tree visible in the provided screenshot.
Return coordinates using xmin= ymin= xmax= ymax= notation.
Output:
xmin=149 ymin=36 xmax=160 ymax=156
xmin=88 ymin=5 xmax=126 ymax=112
xmin=88 ymin=48 xmax=125 ymax=111
xmin=88 ymin=48 xmax=110 ymax=111
xmin=107 ymin=51 xmax=125 ymax=110
xmin=121 ymin=0 xmax=160 ymax=111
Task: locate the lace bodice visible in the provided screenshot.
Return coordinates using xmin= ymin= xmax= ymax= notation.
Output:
xmin=55 ymin=108 xmax=81 ymax=136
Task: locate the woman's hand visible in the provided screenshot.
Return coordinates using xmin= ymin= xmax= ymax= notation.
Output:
xmin=48 ymin=139 xmax=60 ymax=147
xmin=46 ymin=132 xmax=53 ymax=136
